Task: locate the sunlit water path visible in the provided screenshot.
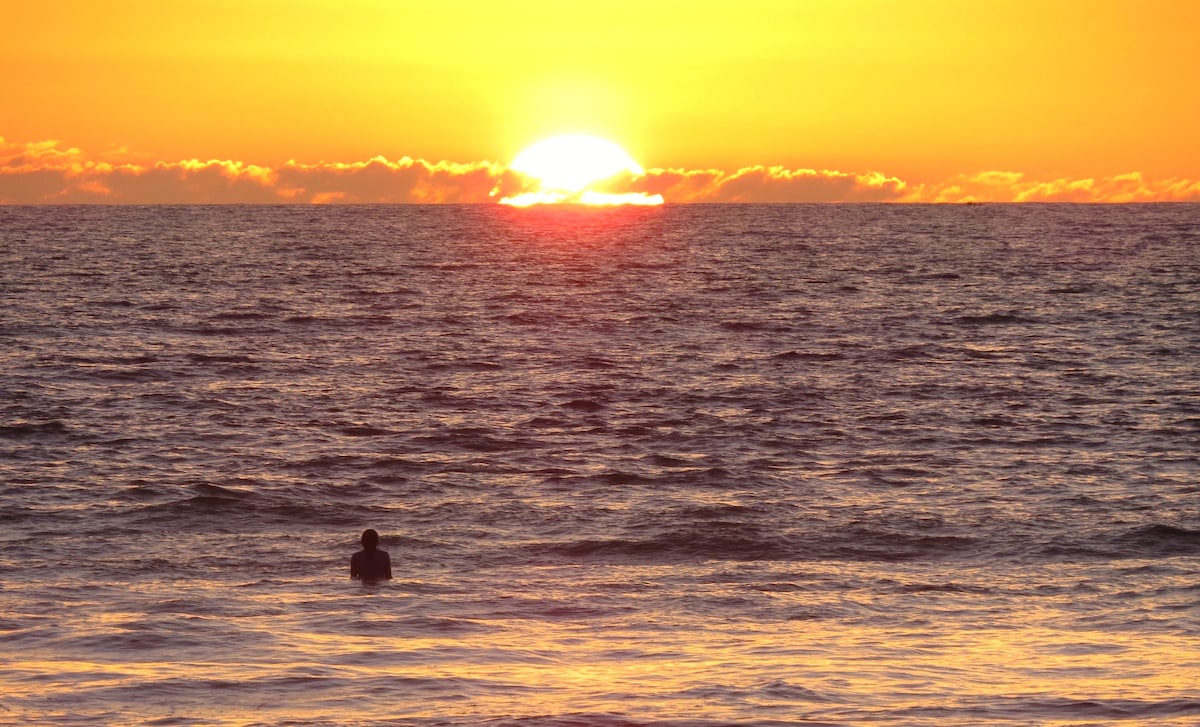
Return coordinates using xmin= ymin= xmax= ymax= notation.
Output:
xmin=2 ymin=204 xmax=1198 ymax=726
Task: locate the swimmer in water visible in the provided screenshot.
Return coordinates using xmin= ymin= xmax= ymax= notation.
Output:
xmin=350 ymin=528 xmax=392 ymax=581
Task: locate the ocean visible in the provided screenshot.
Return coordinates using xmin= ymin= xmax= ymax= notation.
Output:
xmin=1 ymin=203 xmax=1198 ymax=726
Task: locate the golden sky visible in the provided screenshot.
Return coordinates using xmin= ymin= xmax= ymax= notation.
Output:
xmin=3 ymin=0 xmax=1199 ymax=203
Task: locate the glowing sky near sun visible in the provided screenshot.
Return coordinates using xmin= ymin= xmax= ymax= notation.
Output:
xmin=500 ymin=136 xmax=663 ymax=206
xmin=2 ymin=0 xmax=1199 ymax=203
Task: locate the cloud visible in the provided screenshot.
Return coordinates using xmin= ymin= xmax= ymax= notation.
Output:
xmin=0 ymin=137 xmax=86 ymax=167
xmin=639 ymin=166 xmax=908 ymax=203
xmin=3 ymin=136 xmax=1199 ymax=205
xmin=905 ymin=170 xmax=1200 ymax=203
xmin=276 ymin=157 xmax=508 ymax=204
xmin=0 ymin=137 xmax=508 ymax=204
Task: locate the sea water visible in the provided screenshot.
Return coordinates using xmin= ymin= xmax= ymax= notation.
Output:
xmin=1 ymin=203 xmax=1198 ymax=726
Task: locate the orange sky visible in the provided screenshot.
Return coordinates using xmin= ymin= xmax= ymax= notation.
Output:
xmin=3 ymin=0 xmax=1199 ymax=203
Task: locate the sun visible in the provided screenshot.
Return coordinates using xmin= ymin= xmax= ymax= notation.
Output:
xmin=500 ymin=135 xmax=663 ymax=206
xmin=512 ymin=135 xmax=641 ymax=193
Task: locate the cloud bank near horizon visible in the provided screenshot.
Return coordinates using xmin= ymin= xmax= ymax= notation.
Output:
xmin=3 ymin=137 xmax=1198 ymax=205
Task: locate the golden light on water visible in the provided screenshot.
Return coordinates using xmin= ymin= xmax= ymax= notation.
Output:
xmin=5 ymin=547 xmax=1199 ymax=723
xmin=500 ymin=135 xmax=664 ymax=207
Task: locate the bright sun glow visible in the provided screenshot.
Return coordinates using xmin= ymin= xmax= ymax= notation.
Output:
xmin=500 ymin=135 xmax=663 ymax=207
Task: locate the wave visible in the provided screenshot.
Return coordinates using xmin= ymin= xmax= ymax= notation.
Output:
xmin=949 ymin=311 xmax=1038 ymax=325
xmin=1110 ymin=523 xmax=1200 ymax=557
xmin=473 ymin=717 xmax=746 ymax=727
xmin=514 ymin=516 xmax=1200 ymax=566
xmin=0 ymin=420 xmax=69 ymax=438
xmin=185 ymin=352 xmax=256 ymax=364
xmin=334 ymin=424 xmax=395 ymax=437
xmin=772 ymin=350 xmax=845 ymax=361
xmin=901 ymin=696 xmax=1200 ymax=723
xmin=561 ymin=398 xmax=607 ymax=412
xmin=413 ymin=428 xmax=535 ymax=453
xmin=129 ymin=482 xmax=375 ymax=528
xmin=209 ymin=311 xmax=276 ymax=321
xmin=175 ymin=324 xmax=280 ymax=336
xmin=531 ymin=518 xmax=984 ymax=565
xmin=58 ymin=353 xmax=159 ymax=365
xmin=718 ymin=320 xmax=795 ymax=332
xmin=542 ymin=529 xmax=789 ymax=563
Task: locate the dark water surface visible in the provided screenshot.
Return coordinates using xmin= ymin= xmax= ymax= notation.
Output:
xmin=2 ymin=204 xmax=1198 ymax=726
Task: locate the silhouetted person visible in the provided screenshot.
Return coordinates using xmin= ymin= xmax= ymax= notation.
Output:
xmin=350 ymin=528 xmax=392 ymax=581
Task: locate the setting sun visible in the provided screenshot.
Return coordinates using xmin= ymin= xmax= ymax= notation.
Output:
xmin=500 ymin=135 xmax=663 ymax=207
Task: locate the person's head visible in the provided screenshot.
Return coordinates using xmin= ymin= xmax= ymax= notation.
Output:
xmin=361 ymin=528 xmax=379 ymax=551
